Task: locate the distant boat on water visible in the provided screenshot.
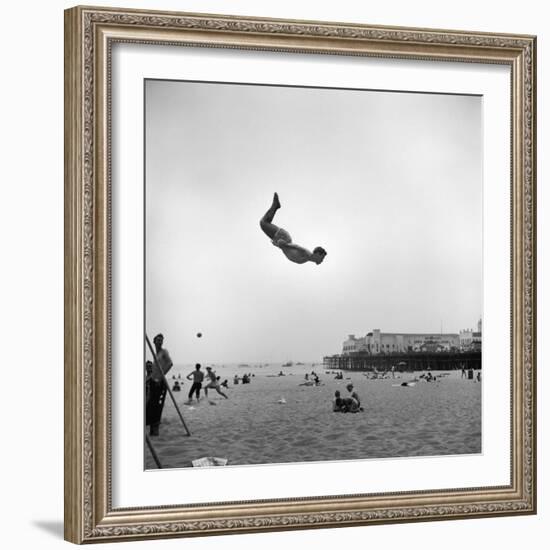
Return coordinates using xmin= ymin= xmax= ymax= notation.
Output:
xmin=238 ymin=363 xmax=249 ymax=368
xmin=296 ymin=362 xmax=305 ymax=365
xmin=282 ymin=361 xmax=293 ymax=367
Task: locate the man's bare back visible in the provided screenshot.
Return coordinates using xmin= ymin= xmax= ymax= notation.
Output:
xmin=260 ymin=193 xmax=327 ymax=265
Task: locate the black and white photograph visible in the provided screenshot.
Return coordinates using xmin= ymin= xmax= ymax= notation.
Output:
xmin=57 ymin=1 xmax=539 ymax=544
xmin=144 ymin=79 xmax=483 ymax=469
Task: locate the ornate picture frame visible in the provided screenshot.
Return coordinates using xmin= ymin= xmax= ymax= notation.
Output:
xmin=64 ymin=5 xmax=536 ymax=544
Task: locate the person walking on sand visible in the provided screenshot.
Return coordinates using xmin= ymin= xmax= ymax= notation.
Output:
xmin=259 ymin=192 xmax=327 ymax=265
xmin=204 ymin=367 xmax=229 ymax=399
xmin=146 ymin=333 xmax=173 ymax=436
xmin=186 ymin=363 xmax=204 ymax=402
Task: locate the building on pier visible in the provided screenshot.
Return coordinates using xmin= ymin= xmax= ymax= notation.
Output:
xmin=342 ymin=319 xmax=482 ymax=356
xmin=342 ymin=330 xmax=460 ymax=355
xmin=322 ymin=350 xmax=481 ymax=371
xmin=459 ymin=318 xmax=483 ymax=352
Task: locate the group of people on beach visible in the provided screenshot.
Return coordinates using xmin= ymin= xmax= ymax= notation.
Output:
xmin=234 ymin=373 xmax=252 ymax=384
xmin=145 ymin=333 xmax=231 ymax=436
xmin=186 ymin=363 xmax=229 ymax=401
xmin=332 ymin=383 xmax=363 ymax=413
xmin=461 ymin=365 xmax=482 ymax=382
xmin=301 ymin=372 xmax=321 ymax=386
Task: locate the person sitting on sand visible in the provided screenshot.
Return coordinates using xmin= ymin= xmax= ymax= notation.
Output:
xmin=345 ymin=383 xmax=363 ymax=412
xmin=260 ymin=192 xmax=327 ymax=265
xmin=340 ymin=398 xmax=357 ymax=413
xmin=332 ymin=390 xmax=345 ymax=412
xmin=203 ymin=367 xmax=228 ymax=399
xmin=216 ymin=376 xmax=229 ymax=390
xmin=186 ymin=363 xmax=204 ymax=402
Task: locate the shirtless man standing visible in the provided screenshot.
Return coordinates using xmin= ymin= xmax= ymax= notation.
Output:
xmin=186 ymin=363 xmax=204 ymax=402
xmin=260 ymin=192 xmax=327 ymax=265
xmin=146 ymin=333 xmax=173 ymax=436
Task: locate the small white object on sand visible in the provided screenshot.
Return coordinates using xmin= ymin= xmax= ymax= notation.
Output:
xmin=192 ymin=457 xmax=228 ymax=467
xmin=277 ymin=397 xmax=286 ymax=404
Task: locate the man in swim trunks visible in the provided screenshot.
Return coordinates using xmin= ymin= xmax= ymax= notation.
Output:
xmin=260 ymin=192 xmax=327 ymax=265
xmin=186 ymin=363 xmax=204 ymax=402
xmin=203 ymin=367 xmax=228 ymax=399
xmin=146 ymin=333 xmax=173 ymax=436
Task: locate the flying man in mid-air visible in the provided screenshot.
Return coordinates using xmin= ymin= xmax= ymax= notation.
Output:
xmin=259 ymin=193 xmax=327 ymax=265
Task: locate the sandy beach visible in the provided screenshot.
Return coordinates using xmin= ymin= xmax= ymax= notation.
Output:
xmin=145 ymin=365 xmax=481 ymax=469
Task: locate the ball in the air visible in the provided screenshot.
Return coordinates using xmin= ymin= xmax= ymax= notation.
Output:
xmin=196 ymin=332 xmax=202 ymax=338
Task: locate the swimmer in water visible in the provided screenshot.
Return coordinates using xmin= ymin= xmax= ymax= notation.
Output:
xmin=260 ymin=192 xmax=327 ymax=265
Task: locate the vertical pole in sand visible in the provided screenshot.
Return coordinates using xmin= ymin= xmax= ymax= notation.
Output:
xmin=146 ymin=334 xmax=191 ymax=437
xmin=145 ymin=432 xmax=163 ymax=468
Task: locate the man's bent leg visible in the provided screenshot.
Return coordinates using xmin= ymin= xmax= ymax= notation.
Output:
xmin=216 ymin=387 xmax=229 ymax=399
xmin=259 ymin=193 xmax=281 ymax=239
xmin=260 ymin=219 xmax=279 ymax=240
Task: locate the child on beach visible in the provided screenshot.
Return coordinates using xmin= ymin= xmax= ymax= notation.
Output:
xmin=260 ymin=192 xmax=327 ymax=265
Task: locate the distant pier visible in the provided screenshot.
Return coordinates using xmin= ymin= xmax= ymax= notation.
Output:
xmin=323 ymin=351 xmax=481 ymax=371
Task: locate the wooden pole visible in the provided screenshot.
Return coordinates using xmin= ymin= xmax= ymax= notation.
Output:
xmin=146 ymin=334 xmax=191 ymax=437
xmin=145 ymin=432 xmax=163 ymax=469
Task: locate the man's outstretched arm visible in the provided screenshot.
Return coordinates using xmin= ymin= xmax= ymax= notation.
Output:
xmin=277 ymin=241 xmax=309 ymax=254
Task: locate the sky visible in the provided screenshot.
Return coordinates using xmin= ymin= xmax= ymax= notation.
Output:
xmin=145 ymin=79 xmax=482 ymax=364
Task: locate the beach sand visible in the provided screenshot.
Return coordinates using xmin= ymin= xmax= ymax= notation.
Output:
xmin=145 ymin=366 xmax=481 ymax=469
